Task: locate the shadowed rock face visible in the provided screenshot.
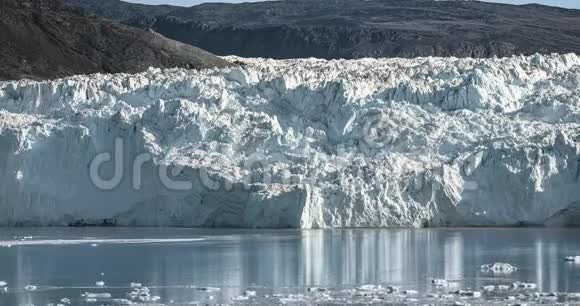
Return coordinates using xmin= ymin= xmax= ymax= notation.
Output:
xmin=65 ymin=0 xmax=179 ymax=22
xmin=65 ymin=0 xmax=580 ymax=59
xmin=0 ymin=0 xmax=230 ymax=81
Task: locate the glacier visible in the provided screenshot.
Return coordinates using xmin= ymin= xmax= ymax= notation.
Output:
xmin=0 ymin=54 xmax=579 ymax=228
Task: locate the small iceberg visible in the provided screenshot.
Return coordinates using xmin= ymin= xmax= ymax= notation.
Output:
xmin=194 ymin=286 xmax=221 ymax=292
xmin=24 ymin=285 xmax=37 ymax=291
xmin=432 ymin=279 xmax=448 ymax=287
xmin=481 ymin=262 xmax=517 ymax=273
xmin=564 ymin=256 xmax=580 ymax=262
xmin=512 ymin=282 xmax=537 ymax=290
xmin=307 ymin=287 xmax=327 ymax=292
xmin=82 ymin=292 xmax=112 ymax=298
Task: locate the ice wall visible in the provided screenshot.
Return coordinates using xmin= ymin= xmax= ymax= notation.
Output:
xmin=1 ymin=54 xmax=579 ymax=228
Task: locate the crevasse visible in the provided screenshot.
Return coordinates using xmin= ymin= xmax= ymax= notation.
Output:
xmin=0 ymin=54 xmax=579 ymax=228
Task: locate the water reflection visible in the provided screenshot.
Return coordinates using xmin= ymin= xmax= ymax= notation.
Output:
xmin=2 ymin=228 xmax=580 ymax=304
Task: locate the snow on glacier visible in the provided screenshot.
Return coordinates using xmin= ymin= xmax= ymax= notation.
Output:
xmin=0 ymin=54 xmax=579 ymax=228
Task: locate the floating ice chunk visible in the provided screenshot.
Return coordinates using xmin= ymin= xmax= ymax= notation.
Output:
xmin=110 ymin=299 xmax=133 ymax=305
xmin=244 ymin=290 xmax=257 ymax=297
xmin=564 ymin=256 xmax=580 ymax=262
xmin=278 ymin=294 xmax=307 ymax=304
xmin=96 ymin=281 xmax=105 ymax=287
xmin=127 ymin=286 xmax=152 ymax=301
xmin=482 ymin=285 xmax=495 ymax=292
xmin=456 ymin=290 xmax=481 ymax=298
xmin=82 ymin=292 xmax=112 ymax=298
xmin=139 ymin=295 xmax=160 ymax=302
xmin=497 ymin=285 xmax=510 ymax=290
xmin=0 ymin=281 xmax=6 ymax=287
xmin=128 ymin=286 xmax=156 ymax=302
xmin=194 ymin=286 xmax=221 ymax=292
xmin=356 ymin=284 xmax=381 ymax=291
xmin=404 ymin=289 xmax=418 ymax=295
xmin=130 ymin=282 xmax=142 ymax=288
xmin=468 ymin=291 xmax=482 ymax=298
xmin=307 ymin=287 xmax=327 ymax=292
xmin=60 ymin=298 xmax=71 ymax=305
xmin=432 ymin=279 xmax=448 ymax=287
xmin=481 ymin=262 xmax=517 ymax=273
xmin=232 ymin=295 xmax=250 ymax=301
xmin=24 ymin=285 xmax=37 ymax=291
xmin=512 ymin=282 xmax=537 ymax=290
xmin=15 ymin=170 xmax=23 ymax=181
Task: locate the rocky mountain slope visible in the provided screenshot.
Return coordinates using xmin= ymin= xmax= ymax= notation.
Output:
xmin=65 ymin=0 xmax=179 ymax=22
xmin=1 ymin=54 xmax=579 ymax=227
xmin=0 ymin=0 xmax=229 ymax=81
xmin=65 ymin=0 xmax=580 ymax=59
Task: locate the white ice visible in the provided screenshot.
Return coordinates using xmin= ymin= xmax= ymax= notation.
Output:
xmin=1 ymin=54 xmax=580 ymax=228
xmin=481 ymin=262 xmax=518 ymax=273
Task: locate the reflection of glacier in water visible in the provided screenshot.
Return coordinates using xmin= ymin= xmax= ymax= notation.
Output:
xmin=2 ymin=228 xmax=580 ymax=304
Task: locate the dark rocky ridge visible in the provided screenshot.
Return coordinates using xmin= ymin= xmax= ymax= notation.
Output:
xmin=64 ymin=0 xmax=580 ymax=59
xmin=65 ymin=0 xmax=179 ymax=23
xmin=0 ymin=0 xmax=229 ymax=81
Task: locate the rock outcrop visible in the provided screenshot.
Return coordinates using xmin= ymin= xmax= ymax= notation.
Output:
xmin=0 ymin=0 xmax=229 ymax=81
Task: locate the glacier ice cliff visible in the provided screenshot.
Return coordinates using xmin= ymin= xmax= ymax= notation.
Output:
xmin=1 ymin=54 xmax=580 ymax=228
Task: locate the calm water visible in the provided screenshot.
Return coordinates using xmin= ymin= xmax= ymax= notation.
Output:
xmin=1 ymin=228 xmax=580 ymax=305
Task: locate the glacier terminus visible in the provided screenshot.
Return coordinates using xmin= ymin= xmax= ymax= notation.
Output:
xmin=0 ymin=54 xmax=579 ymax=228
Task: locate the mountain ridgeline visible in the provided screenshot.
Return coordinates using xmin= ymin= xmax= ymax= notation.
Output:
xmin=0 ymin=0 xmax=229 ymax=80
xmin=65 ymin=0 xmax=580 ymax=59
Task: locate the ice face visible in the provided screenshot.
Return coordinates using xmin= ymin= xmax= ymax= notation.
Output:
xmin=0 ymin=54 xmax=579 ymax=228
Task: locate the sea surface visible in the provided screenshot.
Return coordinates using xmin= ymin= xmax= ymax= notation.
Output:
xmin=1 ymin=228 xmax=580 ymax=305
